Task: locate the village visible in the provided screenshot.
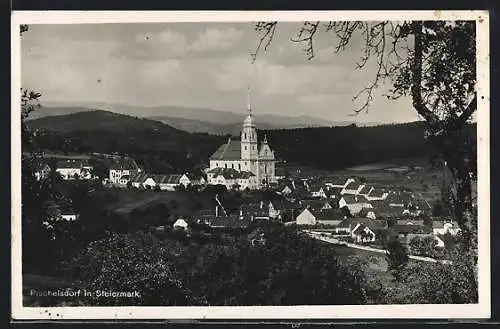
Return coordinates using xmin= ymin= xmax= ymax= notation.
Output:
xmin=31 ymin=153 xmax=467 ymax=261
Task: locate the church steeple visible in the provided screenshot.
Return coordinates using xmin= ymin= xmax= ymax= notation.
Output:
xmin=247 ymin=84 xmax=252 ymax=114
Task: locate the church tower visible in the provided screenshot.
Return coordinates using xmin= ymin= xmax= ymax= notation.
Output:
xmin=241 ymin=87 xmax=258 ymax=162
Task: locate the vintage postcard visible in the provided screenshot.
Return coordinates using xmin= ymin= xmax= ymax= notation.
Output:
xmin=11 ymin=10 xmax=490 ymax=320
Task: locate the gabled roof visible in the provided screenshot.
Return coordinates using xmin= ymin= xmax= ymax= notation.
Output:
xmin=325 ymin=186 xmax=343 ymax=197
xmin=352 ymin=223 xmax=374 ymax=235
xmin=56 ymin=160 xmax=82 ymax=169
xmin=301 ymin=199 xmax=332 ymax=211
xmin=109 ymin=157 xmax=139 ymax=171
xmin=341 ymin=194 xmax=370 ymax=204
xmin=396 ymin=219 xmax=425 ymax=226
xmin=337 ymin=218 xmax=388 ymax=230
xmin=432 ymin=220 xmax=460 ymax=229
xmin=129 ymin=173 xmax=150 ymax=183
xmin=344 ymin=181 xmax=363 ymax=190
xmin=315 ymin=209 xmax=345 ymax=222
xmin=368 ymin=189 xmax=386 ymax=198
xmin=392 ymin=224 xmax=431 ymax=234
xmin=210 ymin=138 xmax=241 ymax=160
xmin=240 ymin=202 xmax=269 ymax=214
xmin=358 ymin=185 xmax=373 ymax=195
xmin=372 ymin=205 xmax=404 ymax=217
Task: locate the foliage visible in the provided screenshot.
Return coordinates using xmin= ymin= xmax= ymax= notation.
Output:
xmin=408 ymin=235 xmax=440 ymax=258
xmin=385 ymin=239 xmax=409 ymax=280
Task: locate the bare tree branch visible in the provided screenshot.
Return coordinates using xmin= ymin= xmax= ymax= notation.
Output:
xmin=251 ymin=22 xmax=278 ymax=64
xmin=290 ymin=21 xmax=320 ymax=60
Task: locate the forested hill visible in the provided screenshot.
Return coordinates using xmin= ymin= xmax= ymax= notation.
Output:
xmin=26 ymin=110 xmax=477 ymax=173
xmin=262 ymin=122 xmax=477 ymax=170
xmin=26 ymin=110 xmax=226 ymax=174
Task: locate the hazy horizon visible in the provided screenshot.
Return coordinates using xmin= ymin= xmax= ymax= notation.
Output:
xmin=22 ymin=22 xmax=422 ymax=124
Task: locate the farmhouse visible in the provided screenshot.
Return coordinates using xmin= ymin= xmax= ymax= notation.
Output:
xmin=338 ymin=195 xmax=373 ymax=216
xmin=366 ymin=188 xmax=389 ymax=201
xmin=351 ymin=223 xmax=377 ymax=243
xmin=109 ymin=157 xmax=141 ymax=184
xmin=55 ymin=159 xmax=93 ymax=180
xmin=295 ymin=208 xmax=316 ymax=226
xmin=341 ymin=181 xmax=365 ymax=195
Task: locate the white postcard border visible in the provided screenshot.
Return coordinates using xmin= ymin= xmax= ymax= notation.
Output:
xmin=11 ymin=10 xmax=491 ymax=320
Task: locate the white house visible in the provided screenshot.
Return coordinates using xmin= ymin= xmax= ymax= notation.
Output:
xmin=173 ymin=218 xmax=189 ymax=230
xmin=55 ymin=160 xmax=83 ymax=180
xmin=143 ymin=177 xmax=157 ymax=189
xmin=296 ymin=208 xmax=316 ymax=226
xmin=338 ymin=195 xmax=373 ymax=216
xmin=341 ymin=181 xmax=366 ymax=195
xmin=109 ymin=157 xmax=141 ymax=184
xmin=351 ymin=223 xmax=376 ymax=243
xmin=366 ymin=189 xmax=389 ymax=201
xmin=326 ymin=177 xmax=355 ymax=189
xmin=207 ymin=167 xmax=257 ymax=190
xmin=432 ymin=221 xmax=461 ymax=236
xmin=156 ymin=174 xmax=191 ymax=191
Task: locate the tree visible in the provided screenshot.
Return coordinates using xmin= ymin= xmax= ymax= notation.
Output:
xmin=386 ymin=239 xmax=409 ymax=281
xmin=252 ymin=20 xmax=477 ymax=250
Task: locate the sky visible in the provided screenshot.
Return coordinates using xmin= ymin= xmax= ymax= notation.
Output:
xmin=20 ymin=22 xmax=422 ymax=124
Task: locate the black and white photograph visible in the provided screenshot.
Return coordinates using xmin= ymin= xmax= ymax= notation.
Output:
xmin=11 ymin=11 xmax=490 ymax=320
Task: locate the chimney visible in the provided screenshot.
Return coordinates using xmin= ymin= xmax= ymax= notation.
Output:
xmin=260 ymin=200 xmax=264 ymax=209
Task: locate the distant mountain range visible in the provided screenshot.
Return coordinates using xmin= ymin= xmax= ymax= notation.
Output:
xmin=28 ymin=101 xmax=380 ymax=135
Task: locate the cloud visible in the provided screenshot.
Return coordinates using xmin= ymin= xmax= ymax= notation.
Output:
xmin=190 ymin=27 xmax=244 ymax=52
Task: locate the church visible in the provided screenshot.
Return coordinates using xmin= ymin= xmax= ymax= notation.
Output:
xmin=207 ymin=93 xmax=277 ymax=190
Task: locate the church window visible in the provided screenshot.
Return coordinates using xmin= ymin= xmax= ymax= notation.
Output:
xmin=232 ymin=163 xmax=234 ymax=169
xmin=244 ymin=133 xmax=247 ymax=139
xmin=244 ymin=146 xmax=247 ymax=150
xmin=225 ymin=163 xmax=227 ymax=169
xmin=238 ymin=164 xmax=241 ymax=170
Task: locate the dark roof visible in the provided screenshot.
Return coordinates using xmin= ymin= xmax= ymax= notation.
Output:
xmin=315 ymin=209 xmax=345 ymax=221
xmin=109 ymin=157 xmax=139 ymax=171
xmin=210 ymin=138 xmax=241 ymax=160
xmin=275 ymin=166 xmax=287 ymax=177
xmin=56 ymin=160 xmax=82 ymax=169
xmin=396 ymin=219 xmax=424 ymax=226
xmin=337 ymin=218 xmax=388 ymax=230
xmin=341 ymin=195 xmax=370 ymax=204
xmin=325 ymin=186 xmax=343 ymax=197
xmin=392 ymin=224 xmax=431 ymax=234
xmin=373 ymin=205 xmax=404 ymax=217
xmin=300 ymin=199 xmax=332 ymax=211
xmin=344 ymin=181 xmax=363 ymax=190
xmin=129 ymin=173 xmax=149 ymax=183
xmin=368 ymin=189 xmax=386 ymax=198
xmin=154 ymin=174 xmax=183 ymax=184
xmin=358 ymin=185 xmax=373 ymax=195
xmin=240 ymin=202 xmax=269 ymax=215
xmin=207 ymin=167 xmax=254 ymax=180
xmin=432 ymin=220 xmax=460 ymax=229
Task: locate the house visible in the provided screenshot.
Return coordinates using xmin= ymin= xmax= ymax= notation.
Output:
xmin=186 ymin=174 xmax=207 ymax=186
xmin=268 ymin=199 xmax=296 ymax=220
xmin=338 ymin=195 xmax=372 ymax=216
xmin=366 ymin=188 xmax=389 ymax=201
xmin=371 ymin=204 xmax=406 ymax=218
xmin=296 ymin=208 xmax=316 ymax=226
xmin=155 ymin=174 xmax=191 ymax=191
xmin=279 ymin=185 xmax=293 ymax=196
xmin=206 ymin=167 xmax=257 ymax=191
xmin=335 ymin=218 xmax=388 ymax=235
xmin=341 ymin=181 xmax=365 ymax=195
xmin=109 ymin=157 xmax=141 ymax=184
xmin=55 ymin=160 xmax=84 ymax=180
xmin=309 ymin=183 xmax=328 ymax=198
xmin=392 ymin=223 xmax=432 ymax=239
xmin=351 ymin=223 xmax=376 ymax=243
xmin=315 ymin=209 xmax=347 ymax=226
xmin=324 ymin=186 xmax=343 ymax=200
xmin=129 ymin=173 xmax=149 ymax=188
xmin=34 ymin=162 xmax=51 ymax=181
xmin=396 ymin=219 xmax=425 ymax=226
xmin=240 ymin=202 xmax=270 ymax=220
xmin=326 ymin=177 xmax=355 ymax=189
xmin=173 ymin=218 xmax=189 ymax=230
xmin=300 ymin=199 xmax=333 ymax=212
xmin=432 ymin=221 xmax=461 ymax=236
xmin=358 ymin=207 xmax=377 ymax=219
xmin=357 ymin=185 xmax=374 ymax=197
